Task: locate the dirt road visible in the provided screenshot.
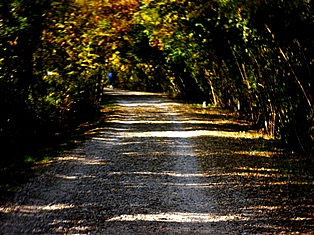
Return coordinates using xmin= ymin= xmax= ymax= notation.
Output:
xmin=0 ymin=89 xmax=313 ymax=234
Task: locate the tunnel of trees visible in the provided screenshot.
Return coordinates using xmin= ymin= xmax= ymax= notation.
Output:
xmin=0 ymin=0 xmax=313 ymax=162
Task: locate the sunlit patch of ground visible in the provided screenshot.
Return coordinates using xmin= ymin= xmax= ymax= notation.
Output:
xmin=107 ymin=212 xmax=248 ymax=223
xmin=121 ymin=130 xmax=268 ymax=139
xmin=54 ymin=155 xmax=108 ymax=166
xmin=0 ymin=204 xmax=74 ymax=214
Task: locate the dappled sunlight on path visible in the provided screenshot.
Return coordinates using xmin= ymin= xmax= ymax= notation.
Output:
xmin=0 ymin=89 xmax=313 ymax=234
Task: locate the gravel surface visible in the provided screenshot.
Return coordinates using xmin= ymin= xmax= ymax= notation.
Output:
xmin=0 ymin=89 xmax=313 ymax=234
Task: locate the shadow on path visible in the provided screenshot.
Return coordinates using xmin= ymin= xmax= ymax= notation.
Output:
xmin=0 ymin=89 xmax=313 ymax=234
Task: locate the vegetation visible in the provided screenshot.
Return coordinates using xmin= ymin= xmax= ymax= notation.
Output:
xmin=0 ymin=0 xmax=313 ymax=163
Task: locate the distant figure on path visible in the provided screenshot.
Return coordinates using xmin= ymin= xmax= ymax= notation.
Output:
xmin=108 ymin=71 xmax=115 ymax=88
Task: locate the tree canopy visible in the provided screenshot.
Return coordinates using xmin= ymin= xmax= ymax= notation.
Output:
xmin=0 ymin=0 xmax=313 ymax=159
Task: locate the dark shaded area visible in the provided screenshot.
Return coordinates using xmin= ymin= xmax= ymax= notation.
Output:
xmin=0 ymin=95 xmax=116 ymax=204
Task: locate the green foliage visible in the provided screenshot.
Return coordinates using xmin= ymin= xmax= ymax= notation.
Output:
xmin=128 ymin=0 xmax=313 ymax=152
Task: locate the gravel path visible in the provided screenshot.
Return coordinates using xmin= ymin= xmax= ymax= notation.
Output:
xmin=0 ymin=89 xmax=313 ymax=234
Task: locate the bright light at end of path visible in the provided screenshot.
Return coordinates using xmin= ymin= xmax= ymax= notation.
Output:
xmin=106 ymin=212 xmax=248 ymax=223
xmin=118 ymin=103 xmax=165 ymax=107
